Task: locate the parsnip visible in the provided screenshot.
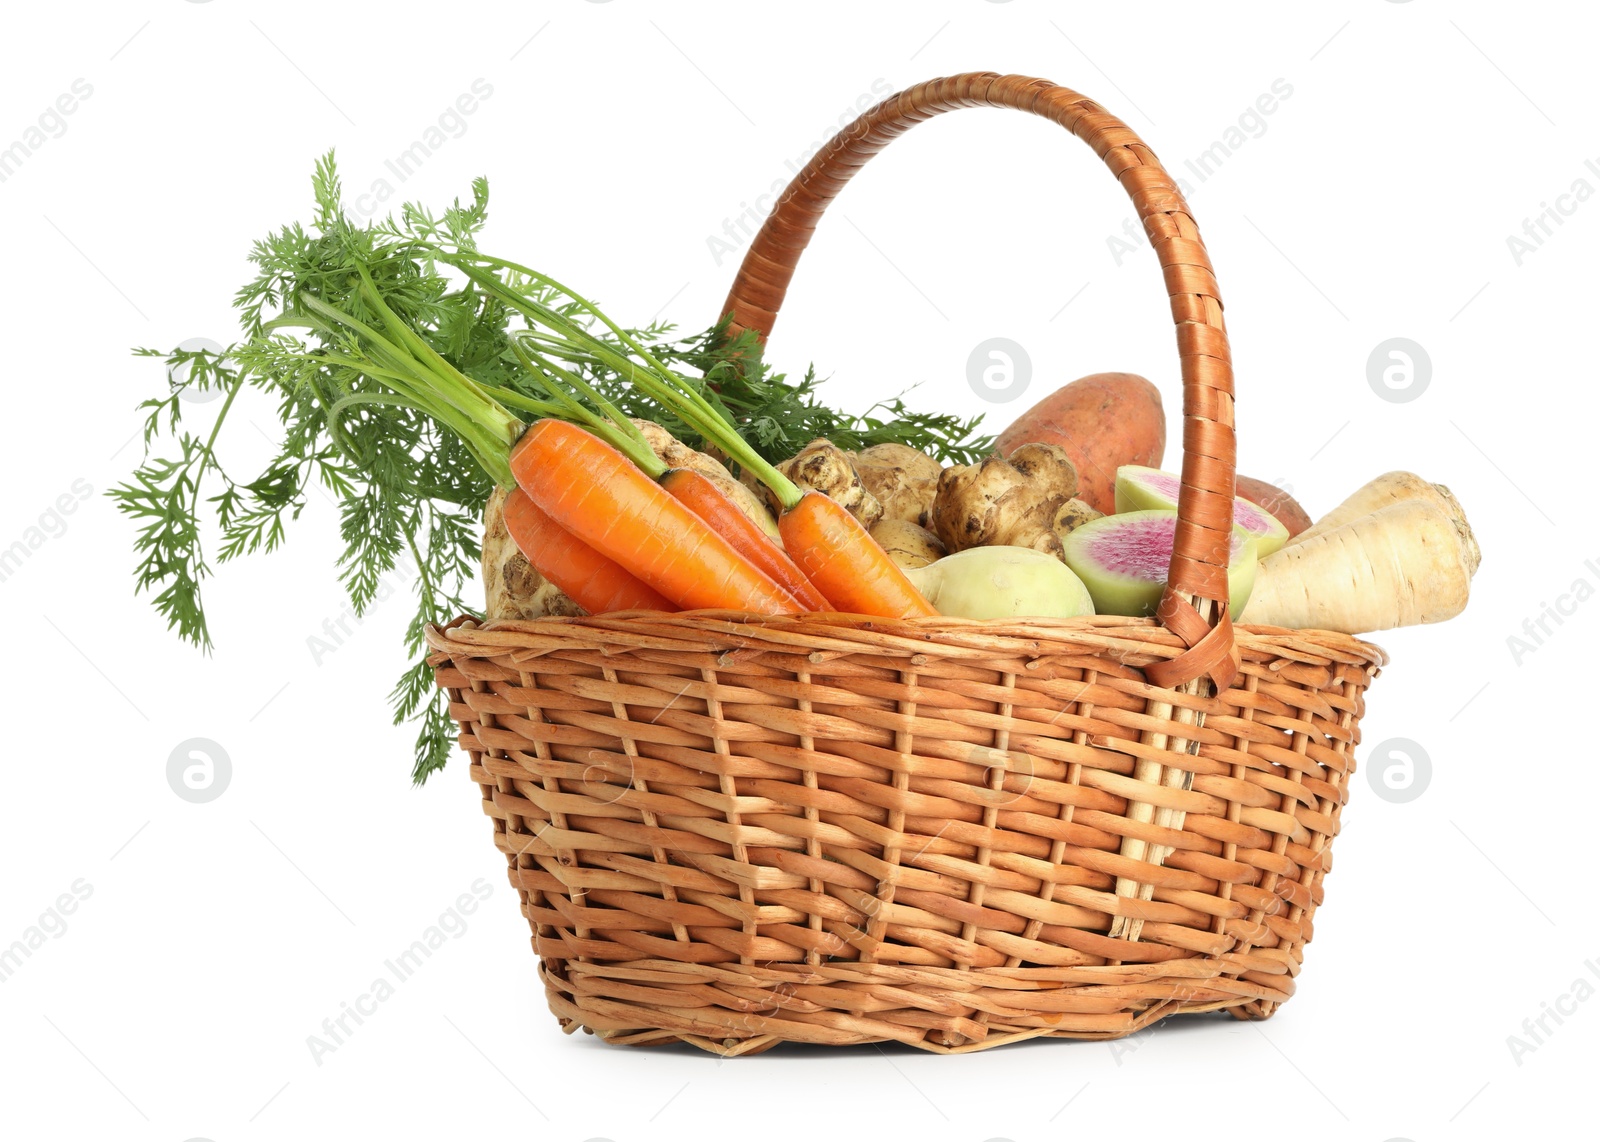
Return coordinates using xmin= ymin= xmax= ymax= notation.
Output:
xmin=1239 ymin=499 xmax=1476 ymax=633
xmin=1288 ymin=471 xmax=1480 ymax=574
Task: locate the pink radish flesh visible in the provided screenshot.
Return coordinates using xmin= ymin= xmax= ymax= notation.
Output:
xmin=1065 ymin=509 xmax=1257 ymax=619
xmin=1132 ymin=469 xmax=1273 ymax=534
xmin=1084 ymin=515 xmax=1244 ymax=579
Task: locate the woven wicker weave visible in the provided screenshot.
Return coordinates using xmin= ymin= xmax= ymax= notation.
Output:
xmin=426 ymin=73 xmax=1387 ymax=1054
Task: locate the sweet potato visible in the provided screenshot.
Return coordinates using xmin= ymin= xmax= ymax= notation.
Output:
xmin=1235 ymin=474 xmax=1312 ymax=538
xmin=994 ymin=372 xmax=1165 ymax=515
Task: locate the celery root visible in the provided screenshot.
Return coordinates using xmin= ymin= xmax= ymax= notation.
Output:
xmin=481 ymin=487 xmax=581 ymax=621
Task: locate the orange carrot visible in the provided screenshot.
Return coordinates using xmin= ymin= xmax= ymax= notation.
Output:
xmin=493 ymin=299 xmax=934 ymax=619
xmin=500 ymin=488 xmax=675 ymax=615
xmin=658 ymin=467 xmax=830 ymax=611
xmin=779 ymin=491 xmax=938 ymax=618
xmin=509 ymin=419 xmax=801 ymax=614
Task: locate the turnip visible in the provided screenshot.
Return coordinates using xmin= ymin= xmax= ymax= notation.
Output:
xmin=905 ymin=546 xmax=1094 ymax=620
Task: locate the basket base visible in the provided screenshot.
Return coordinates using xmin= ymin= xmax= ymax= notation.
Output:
xmin=538 ymin=952 xmax=1287 ymax=1054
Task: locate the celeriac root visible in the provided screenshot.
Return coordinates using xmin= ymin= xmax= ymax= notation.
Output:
xmin=481 ymin=486 xmax=583 ymax=621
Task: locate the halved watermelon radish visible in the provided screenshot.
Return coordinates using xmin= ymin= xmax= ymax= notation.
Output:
xmin=1061 ymin=509 xmax=1257 ymax=619
xmin=1114 ymin=465 xmax=1290 ymax=557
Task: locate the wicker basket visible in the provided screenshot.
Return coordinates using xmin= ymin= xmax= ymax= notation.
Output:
xmin=426 ymin=72 xmax=1387 ymax=1055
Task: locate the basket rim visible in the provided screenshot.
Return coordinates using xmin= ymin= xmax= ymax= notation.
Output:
xmin=425 ymin=611 xmax=1387 ymax=672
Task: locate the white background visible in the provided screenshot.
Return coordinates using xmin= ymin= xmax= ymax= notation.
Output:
xmin=1 ymin=2 xmax=1593 ymax=1139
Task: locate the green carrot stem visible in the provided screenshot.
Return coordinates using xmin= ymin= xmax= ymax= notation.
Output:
xmin=354 ymin=265 xmax=522 ymax=445
xmin=446 ymin=259 xmax=802 ymax=507
xmin=506 ymin=338 xmax=665 ymax=478
xmin=294 ymin=292 xmax=518 ymax=487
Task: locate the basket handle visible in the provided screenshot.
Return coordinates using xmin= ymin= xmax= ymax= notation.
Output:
xmin=718 ymin=73 xmax=1239 ymax=690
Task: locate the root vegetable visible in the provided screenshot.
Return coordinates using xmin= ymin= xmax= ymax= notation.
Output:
xmin=767 ymin=438 xmax=883 ymax=529
xmin=995 ymin=372 xmax=1166 ymax=514
xmin=1062 ymin=509 xmax=1259 ymax=619
xmin=1052 ymin=497 xmax=1104 ymax=539
xmin=1236 ymin=474 xmax=1312 ymax=538
xmin=510 ymin=419 xmax=802 ymax=614
xmin=1239 ymin=498 xmax=1477 ymax=633
xmin=870 ymin=518 xmax=947 ymax=569
xmin=929 ymin=443 xmax=1080 ymax=558
xmin=481 ymin=486 xmax=583 ymax=621
xmin=853 ymin=442 xmax=943 ymax=525
xmin=1288 ymin=472 xmax=1479 ymax=574
xmin=501 ymin=488 xmax=677 ymax=614
xmin=499 ymin=347 xmax=820 ymax=609
xmin=1116 ymin=465 xmax=1291 ymax=558
xmin=659 ymin=467 xmax=829 ymax=611
xmin=631 ymin=419 xmax=779 ymax=539
xmin=906 ymin=546 xmax=1095 ymax=620
xmin=561 ymin=363 xmax=936 ymax=619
